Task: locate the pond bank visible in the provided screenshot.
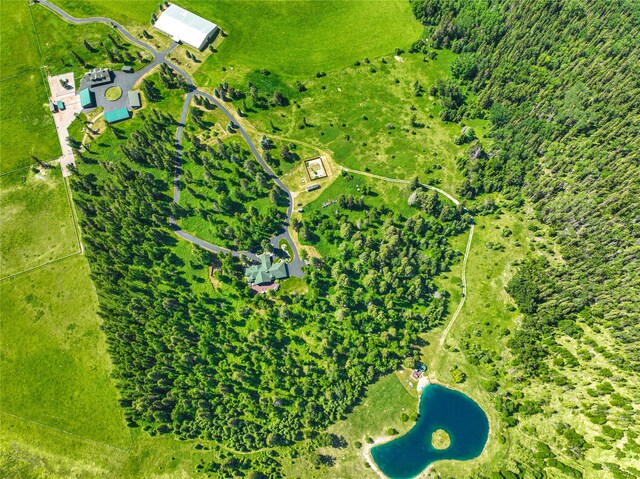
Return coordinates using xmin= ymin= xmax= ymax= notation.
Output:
xmin=369 ymin=384 xmax=489 ymax=479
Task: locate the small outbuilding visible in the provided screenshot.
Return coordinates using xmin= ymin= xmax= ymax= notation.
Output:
xmin=56 ymin=100 xmax=65 ymax=111
xmin=306 ymin=183 xmax=320 ymax=192
xmin=153 ymin=4 xmax=219 ymax=50
xmin=104 ymin=107 xmax=131 ymax=124
xmin=49 ymin=101 xmax=57 ymax=113
xmin=128 ymin=90 xmax=141 ymax=109
xmin=122 ymin=65 xmax=134 ymax=73
xmin=79 ymin=88 xmax=96 ymax=108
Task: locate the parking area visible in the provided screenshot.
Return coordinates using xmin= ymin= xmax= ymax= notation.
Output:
xmin=47 ymin=73 xmax=82 ymax=177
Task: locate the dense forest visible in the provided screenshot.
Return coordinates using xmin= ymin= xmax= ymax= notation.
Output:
xmin=412 ymin=0 xmax=640 ymax=369
xmin=71 ymin=104 xmax=469 ymax=475
xmin=411 ymin=0 xmax=640 ymax=477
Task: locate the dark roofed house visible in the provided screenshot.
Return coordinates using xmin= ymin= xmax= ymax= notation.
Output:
xmin=128 ymin=90 xmax=141 ymax=109
xmin=84 ymin=67 xmax=113 ymax=87
xmin=244 ymin=253 xmax=289 ymax=289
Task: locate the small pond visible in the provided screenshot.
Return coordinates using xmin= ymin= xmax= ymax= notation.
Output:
xmin=371 ymin=383 xmax=489 ymax=479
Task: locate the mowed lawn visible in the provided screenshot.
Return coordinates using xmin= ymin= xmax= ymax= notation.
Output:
xmin=0 ymin=167 xmax=78 ymax=277
xmin=0 ymin=254 xmax=130 ymax=448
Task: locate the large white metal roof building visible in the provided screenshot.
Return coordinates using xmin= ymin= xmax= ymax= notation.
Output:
xmin=154 ymin=4 xmax=218 ymax=50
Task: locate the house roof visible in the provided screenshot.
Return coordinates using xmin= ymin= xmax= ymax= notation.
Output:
xmin=104 ymin=107 xmax=131 ymax=123
xmin=154 ymin=4 xmax=218 ymax=50
xmin=254 ymin=270 xmax=272 ymax=286
xmin=268 ymin=261 xmax=288 ymax=279
xmin=260 ymin=253 xmax=272 ymax=270
xmin=245 ymin=253 xmax=289 ymax=285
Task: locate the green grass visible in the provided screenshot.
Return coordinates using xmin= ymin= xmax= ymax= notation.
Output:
xmin=226 ymin=50 xmax=477 ymax=192
xmin=0 ymin=71 xmax=61 ymax=173
xmin=54 ymin=0 xmax=422 ymax=80
xmin=32 ymin=3 xmax=152 ymax=79
xmin=53 ymin=0 xmax=158 ymax=27
xmin=284 ymin=372 xmax=417 ymax=478
xmin=104 ymin=86 xmax=122 ymax=101
xmin=194 ymin=0 xmax=423 ymax=81
xmin=278 ymin=238 xmax=293 ymax=262
xmin=0 ymin=255 xmax=129 ymax=448
xmin=0 ymin=0 xmax=41 ymax=79
xmin=0 ymin=167 xmax=78 ymax=277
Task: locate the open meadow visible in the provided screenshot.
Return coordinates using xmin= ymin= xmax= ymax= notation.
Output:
xmin=213 ymin=49 xmax=476 ymax=193
xmin=0 ymin=166 xmax=79 ymax=278
xmin=0 ymin=254 xmax=129 ymax=448
xmin=0 ymin=71 xmax=60 ymax=174
xmin=55 ymin=0 xmax=422 ymax=80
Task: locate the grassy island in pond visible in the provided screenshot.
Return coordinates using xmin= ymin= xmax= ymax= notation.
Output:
xmin=431 ymin=429 xmax=451 ymax=450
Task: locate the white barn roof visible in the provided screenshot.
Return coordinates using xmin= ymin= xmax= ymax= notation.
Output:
xmin=154 ymin=4 xmax=218 ymax=50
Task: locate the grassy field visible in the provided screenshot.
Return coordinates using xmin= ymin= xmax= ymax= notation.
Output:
xmin=54 ymin=0 xmax=422 ymax=80
xmin=32 ymin=3 xmax=152 ymax=79
xmin=0 ymin=71 xmax=61 ymax=174
xmin=0 ymin=254 xmax=129 ymax=448
xmin=0 ymin=0 xmax=41 ymax=78
xmin=0 ymin=166 xmax=79 ymax=278
xmin=218 ymin=49 xmax=475 ymax=192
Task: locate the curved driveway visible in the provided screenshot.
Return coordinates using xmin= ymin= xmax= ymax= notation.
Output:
xmin=39 ymin=0 xmax=305 ymax=277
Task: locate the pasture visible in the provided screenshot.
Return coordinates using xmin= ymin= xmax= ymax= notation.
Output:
xmin=0 ymin=72 xmax=61 ymax=173
xmin=0 ymin=167 xmax=79 ymax=278
xmin=221 ymin=49 xmax=476 ymax=192
xmin=0 ymin=254 xmax=129 ymax=448
xmin=0 ymin=0 xmax=41 ymax=78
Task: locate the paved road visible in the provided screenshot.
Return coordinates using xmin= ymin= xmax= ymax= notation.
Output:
xmin=39 ymin=0 xmax=305 ymax=277
xmin=39 ymin=1 xmax=158 ymax=55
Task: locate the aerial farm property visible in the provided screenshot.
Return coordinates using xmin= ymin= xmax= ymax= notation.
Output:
xmin=2 ymin=1 xmax=638 ymax=479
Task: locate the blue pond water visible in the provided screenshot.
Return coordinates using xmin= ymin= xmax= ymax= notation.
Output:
xmin=371 ymin=384 xmax=489 ymax=479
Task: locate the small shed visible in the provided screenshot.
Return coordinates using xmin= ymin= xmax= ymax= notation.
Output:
xmin=79 ymin=88 xmax=95 ymax=108
xmin=122 ymin=65 xmax=134 ymax=73
xmin=49 ymin=101 xmax=57 ymax=113
xmin=104 ymin=107 xmax=131 ymax=124
xmin=128 ymin=90 xmax=141 ymax=109
xmin=306 ymin=183 xmax=320 ymax=192
xmin=56 ymin=100 xmax=65 ymax=111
